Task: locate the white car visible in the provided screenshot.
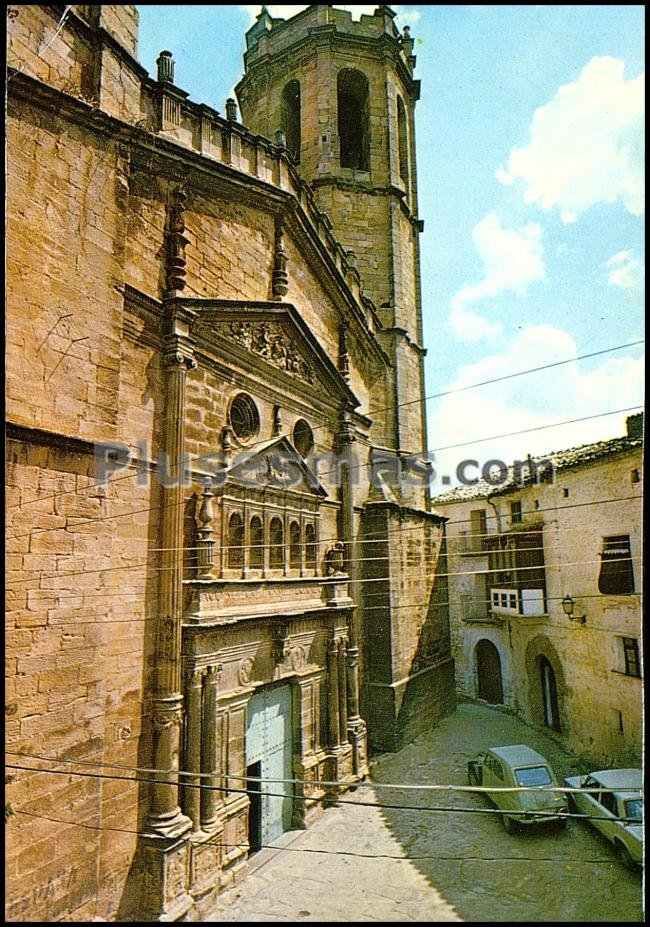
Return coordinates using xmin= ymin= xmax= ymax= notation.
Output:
xmin=563 ymin=768 xmax=643 ymax=869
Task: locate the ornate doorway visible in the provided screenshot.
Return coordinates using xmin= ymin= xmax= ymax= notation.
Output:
xmin=540 ymin=656 xmax=560 ymax=731
xmin=476 ymin=639 xmax=504 ymax=704
xmin=246 ymin=684 xmax=294 ymax=847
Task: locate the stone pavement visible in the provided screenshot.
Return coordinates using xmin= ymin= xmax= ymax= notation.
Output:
xmin=206 ymin=702 xmax=643 ymax=922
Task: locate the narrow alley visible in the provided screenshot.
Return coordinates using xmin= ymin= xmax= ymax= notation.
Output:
xmin=207 ymin=702 xmax=643 ymax=923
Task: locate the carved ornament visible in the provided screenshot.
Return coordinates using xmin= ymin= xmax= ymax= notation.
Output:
xmin=225 ymin=320 xmax=314 ymax=385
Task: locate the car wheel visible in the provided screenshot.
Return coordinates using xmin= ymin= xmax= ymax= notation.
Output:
xmin=615 ymin=840 xmax=638 ymax=871
xmin=503 ymin=815 xmax=517 ymax=834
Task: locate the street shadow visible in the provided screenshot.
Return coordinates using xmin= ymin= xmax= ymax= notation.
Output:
xmin=366 ymin=702 xmax=643 ymax=922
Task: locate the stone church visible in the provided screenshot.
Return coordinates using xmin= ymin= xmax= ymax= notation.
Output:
xmin=6 ymin=4 xmax=455 ymax=920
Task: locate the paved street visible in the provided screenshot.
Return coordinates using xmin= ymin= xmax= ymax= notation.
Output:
xmin=207 ymin=701 xmax=643 ymax=922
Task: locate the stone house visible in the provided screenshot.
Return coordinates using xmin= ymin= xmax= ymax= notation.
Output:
xmin=6 ymin=5 xmax=454 ymax=921
xmin=432 ymin=413 xmax=643 ymax=768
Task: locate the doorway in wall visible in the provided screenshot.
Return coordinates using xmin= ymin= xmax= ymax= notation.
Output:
xmin=246 ymin=760 xmax=263 ymax=854
xmin=476 ymin=639 xmax=504 ymax=704
xmin=245 ymin=684 xmax=293 ymax=846
xmin=540 ymin=656 xmax=560 ymax=731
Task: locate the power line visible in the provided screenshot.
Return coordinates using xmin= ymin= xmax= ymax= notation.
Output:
xmin=6 ymin=750 xmax=631 ymax=796
xmin=7 ymin=487 xmax=643 ymax=549
xmin=6 ymin=553 xmax=641 ymax=589
xmin=8 ymin=809 xmax=618 ymax=865
xmin=7 ymin=342 xmax=644 ymax=513
xmin=5 ymin=763 xmax=638 ymax=824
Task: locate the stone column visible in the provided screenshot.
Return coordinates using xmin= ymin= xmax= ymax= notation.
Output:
xmin=200 ymin=664 xmax=223 ymax=831
xmin=327 ymin=637 xmax=341 ymax=750
xmin=337 ymin=639 xmax=348 ymax=745
xmin=145 ymin=184 xmax=195 ymax=840
xmin=183 ymin=668 xmax=204 ymax=831
xmin=146 ymin=338 xmax=195 ymax=839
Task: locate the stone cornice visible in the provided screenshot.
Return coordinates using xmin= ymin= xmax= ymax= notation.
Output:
xmin=240 ymin=28 xmax=420 ymax=101
xmin=7 ymin=68 xmax=390 ymax=374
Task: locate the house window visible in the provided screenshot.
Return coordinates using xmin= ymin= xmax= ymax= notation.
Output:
xmin=227 ymin=512 xmax=244 ymax=570
xmin=337 ymin=69 xmax=370 ymax=170
xmin=469 ymin=509 xmax=487 ymax=552
xmin=598 ymin=535 xmax=634 ymax=594
xmin=269 ymin=517 xmax=284 ymax=569
xmin=289 ymin=521 xmax=301 ymax=570
xmin=621 ymin=637 xmax=640 ymax=677
xmin=305 ymin=523 xmax=317 ymax=571
xmin=563 ymin=488 xmax=569 ymax=498
xmin=249 ymin=516 xmax=263 ymax=569
xmin=397 ymin=95 xmax=409 ymax=186
xmin=510 ymin=500 xmax=522 ymax=524
xmin=281 ymin=80 xmax=301 ymax=162
xmin=631 ymin=468 xmax=640 ymax=484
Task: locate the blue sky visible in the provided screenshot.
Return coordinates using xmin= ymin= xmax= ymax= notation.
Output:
xmin=136 ymin=4 xmax=644 ymax=484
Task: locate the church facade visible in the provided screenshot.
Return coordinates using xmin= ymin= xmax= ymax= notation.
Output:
xmin=6 ymin=5 xmax=454 ymax=921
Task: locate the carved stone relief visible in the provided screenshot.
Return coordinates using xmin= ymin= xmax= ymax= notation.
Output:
xmin=224 ymin=320 xmax=314 ymax=384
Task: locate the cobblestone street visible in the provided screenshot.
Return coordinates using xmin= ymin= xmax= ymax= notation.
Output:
xmin=207 ymin=702 xmax=643 ymax=922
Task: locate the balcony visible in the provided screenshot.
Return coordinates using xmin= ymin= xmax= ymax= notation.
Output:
xmin=460 ymin=593 xmax=504 ymax=626
xmin=490 ymin=587 xmax=546 ymax=618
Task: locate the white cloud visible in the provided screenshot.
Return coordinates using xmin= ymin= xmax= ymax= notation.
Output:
xmin=429 ymin=325 xmax=645 ymax=489
xmin=606 ymin=250 xmax=644 ymax=292
xmin=240 ymin=5 xmax=420 ymax=28
xmin=497 ymin=57 xmax=645 ymax=222
xmin=450 ymin=212 xmax=545 ymax=342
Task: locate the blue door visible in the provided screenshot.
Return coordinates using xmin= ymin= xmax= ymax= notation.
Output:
xmin=246 ymin=685 xmax=293 ymax=845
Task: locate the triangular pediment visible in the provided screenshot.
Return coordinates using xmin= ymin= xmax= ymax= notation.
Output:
xmin=185 ymin=299 xmax=360 ymax=408
xmin=226 ymin=436 xmax=327 ymax=496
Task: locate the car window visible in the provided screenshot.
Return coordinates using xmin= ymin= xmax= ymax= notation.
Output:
xmin=491 ymin=759 xmax=504 ymax=779
xmin=583 ymin=775 xmax=599 ymax=788
xmin=624 ymin=799 xmax=643 ymax=821
xmin=514 ymin=766 xmax=552 ymax=787
xmin=600 ymin=791 xmax=617 ymax=814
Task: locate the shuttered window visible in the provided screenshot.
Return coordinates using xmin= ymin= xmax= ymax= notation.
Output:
xmin=598 ymin=535 xmax=634 ymax=595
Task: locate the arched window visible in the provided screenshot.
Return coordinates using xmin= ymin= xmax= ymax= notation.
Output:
xmin=397 ymin=95 xmax=409 ymax=186
xmin=227 ymin=512 xmax=244 ymax=570
xmin=337 ymin=69 xmax=370 ymax=171
xmin=289 ymin=521 xmax=301 ymax=570
xmin=281 ymin=80 xmax=301 ymax=163
xmin=269 ymin=517 xmax=284 ymax=570
xmin=249 ymin=516 xmax=263 ymax=569
xmin=305 ymin=524 xmax=317 ymax=572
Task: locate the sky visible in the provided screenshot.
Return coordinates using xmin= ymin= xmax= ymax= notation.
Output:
xmin=136 ymin=4 xmax=644 ymax=487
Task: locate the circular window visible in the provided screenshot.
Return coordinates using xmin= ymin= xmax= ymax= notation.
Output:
xmin=293 ymin=419 xmax=314 ymax=457
xmin=229 ymin=393 xmax=260 ymax=442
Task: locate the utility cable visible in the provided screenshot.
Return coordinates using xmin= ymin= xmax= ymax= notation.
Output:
xmin=6 ymin=751 xmax=636 ymax=796
xmin=8 ymin=809 xmax=619 ymax=865
xmin=4 ymin=763 xmax=639 ymax=824
xmin=7 ymin=341 xmax=644 ymax=511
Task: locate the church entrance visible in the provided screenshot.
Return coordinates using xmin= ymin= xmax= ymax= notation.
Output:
xmin=476 ymin=639 xmax=504 ymax=704
xmin=245 ymin=684 xmax=294 ymax=850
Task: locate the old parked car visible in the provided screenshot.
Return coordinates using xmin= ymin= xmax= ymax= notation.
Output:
xmin=467 ymin=744 xmax=568 ymax=833
xmin=563 ymin=768 xmax=643 ymax=869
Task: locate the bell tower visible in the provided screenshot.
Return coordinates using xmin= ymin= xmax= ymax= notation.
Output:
xmin=236 ymin=4 xmax=428 ymax=473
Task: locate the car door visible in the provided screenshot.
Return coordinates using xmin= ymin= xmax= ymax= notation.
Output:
xmin=596 ymin=790 xmax=620 ymax=841
xmin=575 ymin=775 xmax=603 ymax=821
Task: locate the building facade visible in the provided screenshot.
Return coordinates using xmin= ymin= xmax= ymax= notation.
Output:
xmin=6 ymin=5 xmax=454 ymax=921
xmin=433 ymin=414 xmax=643 ymax=768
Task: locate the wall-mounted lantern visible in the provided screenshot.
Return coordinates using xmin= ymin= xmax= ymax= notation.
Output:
xmin=561 ymin=595 xmax=586 ymax=625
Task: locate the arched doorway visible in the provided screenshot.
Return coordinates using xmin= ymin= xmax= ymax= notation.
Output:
xmin=539 ymin=656 xmax=561 ymax=731
xmin=476 ymin=639 xmax=504 ymax=704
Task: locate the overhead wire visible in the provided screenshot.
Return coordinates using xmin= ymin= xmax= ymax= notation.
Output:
xmin=6 ymin=750 xmax=635 ymax=796
xmin=7 ymin=340 xmax=644 ymax=513
xmin=8 ymin=809 xmax=619 ymax=865
xmin=5 ymin=763 xmax=639 ymax=824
